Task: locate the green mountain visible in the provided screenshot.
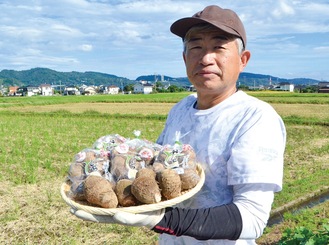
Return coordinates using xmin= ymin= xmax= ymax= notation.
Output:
xmin=136 ymin=73 xmax=320 ymax=88
xmin=237 ymin=72 xmax=320 ymax=87
xmin=0 ymin=68 xmax=132 ymax=87
xmin=0 ymin=68 xmax=321 ymax=88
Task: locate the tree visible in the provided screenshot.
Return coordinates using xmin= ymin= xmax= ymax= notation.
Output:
xmin=167 ymin=85 xmax=185 ymax=93
xmin=124 ymin=84 xmax=134 ymax=93
xmin=155 ymin=81 xmax=164 ymax=92
xmin=301 ymin=85 xmax=317 ymax=93
xmin=237 ymin=84 xmax=249 ymax=91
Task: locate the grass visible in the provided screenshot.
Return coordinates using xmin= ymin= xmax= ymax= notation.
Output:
xmin=0 ymin=92 xmax=328 ymax=244
xmin=0 ymin=91 xmax=328 ymax=109
xmin=248 ymin=91 xmax=329 ymax=104
xmin=0 ymin=111 xmax=165 ymax=184
xmin=2 ymin=102 xmax=176 ymax=115
xmin=0 ymin=93 xmax=191 ymax=108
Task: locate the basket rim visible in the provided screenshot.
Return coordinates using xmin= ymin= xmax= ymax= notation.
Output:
xmin=60 ymin=164 xmax=205 ymax=215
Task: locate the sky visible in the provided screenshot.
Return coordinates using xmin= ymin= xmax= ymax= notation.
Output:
xmin=0 ymin=0 xmax=329 ymax=81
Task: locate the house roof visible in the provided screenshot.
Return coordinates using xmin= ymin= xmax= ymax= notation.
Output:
xmin=26 ymin=85 xmax=39 ymax=88
xmin=318 ymin=82 xmax=329 ymax=87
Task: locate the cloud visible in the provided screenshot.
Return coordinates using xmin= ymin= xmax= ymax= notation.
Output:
xmin=51 ymin=24 xmax=82 ymax=36
xmin=272 ymin=0 xmax=295 ymax=18
xmin=313 ymin=46 xmax=329 ymax=54
xmin=0 ymin=51 xmax=79 ymax=72
xmin=79 ymin=44 xmax=93 ymax=51
xmin=0 ymin=0 xmax=328 ymax=80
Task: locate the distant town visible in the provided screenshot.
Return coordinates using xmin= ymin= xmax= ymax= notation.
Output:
xmin=3 ymin=80 xmax=329 ymax=97
xmin=0 ymin=68 xmax=328 ymax=96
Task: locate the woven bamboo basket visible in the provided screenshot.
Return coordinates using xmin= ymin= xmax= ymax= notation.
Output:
xmin=60 ymin=164 xmax=205 ymax=215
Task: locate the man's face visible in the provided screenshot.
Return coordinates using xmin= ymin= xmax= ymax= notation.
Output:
xmin=183 ymin=30 xmax=249 ymax=97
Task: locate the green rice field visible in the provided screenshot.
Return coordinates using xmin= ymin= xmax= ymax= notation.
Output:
xmin=0 ymin=91 xmax=328 ymax=244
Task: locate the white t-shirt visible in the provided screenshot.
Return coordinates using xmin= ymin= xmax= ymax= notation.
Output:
xmin=156 ymin=91 xmax=286 ymax=244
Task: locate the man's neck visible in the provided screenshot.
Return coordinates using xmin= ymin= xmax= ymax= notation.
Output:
xmin=196 ymin=88 xmax=238 ymax=110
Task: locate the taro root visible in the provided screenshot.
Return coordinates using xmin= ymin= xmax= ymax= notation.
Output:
xmin=93 ymin=134 xmax=126 ymax=152
xmin=158 ymin=168 xmax=181 ymax=200
xmin=115 ymin=179 xmax=138 ymax=207
xmin=68 ymin=162 xmax=85 ymax=179
xmin=75 ymin=150 xmax=96 ymax=163
xmin=155 ymin=144 xmax=197 ymax=169
xmin=152 ymin=162 xmax=165 ymax=173
xmin=127 ymin=157 xmax=144 ymax=173
xmin=131 ymin=176 xmax=161 ymax=204
xmin=85 ymin=151 xmax=97 ymax=162
xmin=176 ymin=144 xmax=197 ymax=169
xmin=135 ymin=168 xmax=156 ymax=179
xmin=85 ymin=159 xmax=108 ymax=176
xmin=110 ymin=153 xmax=146 ymax=180
xmin=182 ymin=144 xmax=196 ymax=162
xmin=84 ymin=175 xmax=118 ymax=208
xmin=111 ymin=143 xmax=130 ymax=156
xmin=180 ymin=168 xmax=200 ymax=191
xmin=155 ymin=151 xmax=171 ymax=165
xmin=110 ymin=155 xmax=129 ymax=180
xmin=70 ymin=181 xmax=86 ymax=201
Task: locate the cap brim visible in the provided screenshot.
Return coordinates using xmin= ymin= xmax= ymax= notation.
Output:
xmin=170 ymin=17 xmax=209 ymax=38
xmin=170 ymin=17 xmax=241 ymax=40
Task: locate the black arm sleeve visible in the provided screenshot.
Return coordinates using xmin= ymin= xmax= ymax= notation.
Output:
xmin=152 ymin=203 xmax=242 ymax=241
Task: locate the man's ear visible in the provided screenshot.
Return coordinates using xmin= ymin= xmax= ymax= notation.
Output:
xmin=240 ymin=50 xmax=251 ymax=71
xmin=183 ymin=51 xmax=186 ymax=64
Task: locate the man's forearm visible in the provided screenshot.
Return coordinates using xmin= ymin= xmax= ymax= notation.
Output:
xmin=152 ymin=204 xmax=242 ymax=240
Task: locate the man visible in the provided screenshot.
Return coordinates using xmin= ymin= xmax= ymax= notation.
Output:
xmin=72 ymin=5 xmax=286 ymax=244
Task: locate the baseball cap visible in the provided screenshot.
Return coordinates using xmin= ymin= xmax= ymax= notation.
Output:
xmin=170 ymin=5 xmax=247 ymax=47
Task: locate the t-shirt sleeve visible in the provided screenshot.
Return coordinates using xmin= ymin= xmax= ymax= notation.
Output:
xmin=228 ymin=106 xmax=286 ymax=191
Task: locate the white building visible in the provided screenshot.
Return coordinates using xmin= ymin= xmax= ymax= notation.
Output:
xmin=273 ymin=82 xmax=294 ymax=92
xmin=82 ymin=86 xmax=97 ymax=95
xmin=40 ymin=84 xmax=53 ymax=96
xmin=108 ymin=85 xmax=120 ymax=94
xmin=27 ymin=85 xmax=40 ymax=96
xmin=133 ymin=82 xmax=153 ymax=94
xmin=64 ymin=85 xmax=80 ymax=95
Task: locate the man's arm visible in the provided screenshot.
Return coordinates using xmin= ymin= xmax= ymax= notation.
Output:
xmin=153 ymin=183 xmax=275 ymax=240
xmin=153 ymin=204 xmax=242 ymax=240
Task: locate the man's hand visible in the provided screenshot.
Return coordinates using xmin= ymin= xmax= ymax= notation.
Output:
xmin=70 ymin=208 xmax=165 ymax=229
